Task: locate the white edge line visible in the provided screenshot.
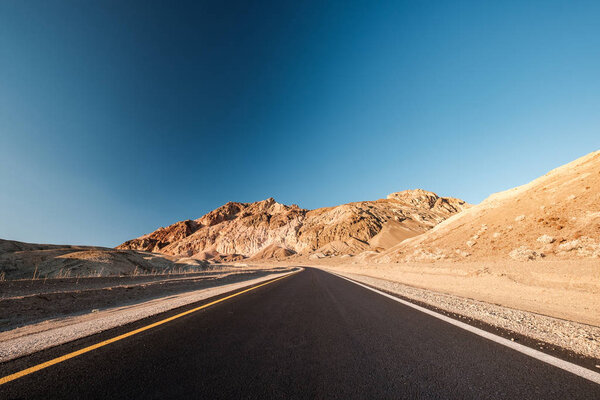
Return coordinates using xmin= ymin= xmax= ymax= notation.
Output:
xmin=329 ymin=271 xmax=600 ymax=385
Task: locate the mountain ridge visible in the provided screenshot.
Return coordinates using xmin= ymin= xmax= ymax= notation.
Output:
xmin=117 ymin=190 xmax=469 ymax=261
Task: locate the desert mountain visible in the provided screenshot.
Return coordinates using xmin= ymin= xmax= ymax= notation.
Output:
xmin=117 ymin=190 xmax=469 ymax=260
xmin=373 ymin=150 xmax=600 ymax=263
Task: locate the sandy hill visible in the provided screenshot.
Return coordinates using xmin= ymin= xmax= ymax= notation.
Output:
xmin=117 ymin=190 xmax=469 ymax=260
xmin=0 ymin=239 xmax=205 ymax=280
xmin=372 ymin=150 xmax=600 ymax=263
xmin=248 ymin=244 xmax=296 ymax=261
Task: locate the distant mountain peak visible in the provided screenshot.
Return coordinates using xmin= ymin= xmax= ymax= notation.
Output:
xmin=117 ymin=190 xmax=468 ymax=261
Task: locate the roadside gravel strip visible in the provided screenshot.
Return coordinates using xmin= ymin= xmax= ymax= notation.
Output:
xmin=0 ymin=268 xmax=298 ymax=363
xmin=0 ymin=269 xmax=248 ymax=299
xmin=324 ymin=269 xmax=600 ymax=360
xmin=0 ymin=268 xmax=290 ymax=331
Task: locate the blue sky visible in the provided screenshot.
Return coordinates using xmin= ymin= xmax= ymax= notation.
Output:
xmin=1 ymin=0 xmax=599 ymax=247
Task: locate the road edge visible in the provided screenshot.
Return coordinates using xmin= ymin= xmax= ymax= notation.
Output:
xmin=0 ymin=268 xmax=300 ymax=364
xmin=325 ymin=269 xmax=600 ymax=385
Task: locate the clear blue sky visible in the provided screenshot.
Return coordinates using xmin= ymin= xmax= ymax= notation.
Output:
xmin=1 ymin=1 xmax=598 ymax=247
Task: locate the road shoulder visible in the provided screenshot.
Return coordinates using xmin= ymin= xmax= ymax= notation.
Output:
xmin=0 ymin=268 xmax=297 ymax=363
xmin=320 ymin=267 xmax=600 ymax=365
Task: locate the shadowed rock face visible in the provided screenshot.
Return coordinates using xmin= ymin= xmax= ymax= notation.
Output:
xmin=117 ymin=190 xmax=469 ymax=259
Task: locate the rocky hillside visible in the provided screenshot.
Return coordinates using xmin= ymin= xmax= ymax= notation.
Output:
xmin=117 ymin=190 xmax=469 ymax=260
xmin=372 ymin=151 xmax=600 ymax=263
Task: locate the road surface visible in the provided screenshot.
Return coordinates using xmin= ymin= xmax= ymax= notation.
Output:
xmin=1 ymin=268 xmax=599 ymax=399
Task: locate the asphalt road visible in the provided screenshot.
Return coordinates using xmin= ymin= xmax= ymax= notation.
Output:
xmin=1 ymin=268 xmax=599 ymax=399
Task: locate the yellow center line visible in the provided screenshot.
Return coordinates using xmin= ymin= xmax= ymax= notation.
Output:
xmin=0 ymin=271 xmax=299 ymax=386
